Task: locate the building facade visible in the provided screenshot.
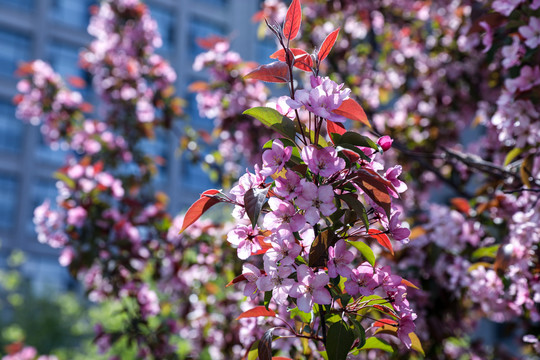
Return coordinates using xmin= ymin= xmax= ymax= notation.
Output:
xmin=0 ymin=0 xmax=274 ymax=290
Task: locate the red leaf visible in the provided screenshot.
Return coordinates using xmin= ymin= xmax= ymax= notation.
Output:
xmin=450 ymin=197 xmax=471 ymax=215
xmin=236 ymin=306 xmax=276 ymax=320
xmin=270 ymin=48 xmax=312 ymax=71
xmin=283 ymin=0 xmax=302 ymax=41
xmin=318 ymin=27 xmax=340 ymax=62
xmin=373 ymin=318 xmax=398 ymax=328
xmin=68 ymin=76 xmax=86 ymax=89
xmin=354 ymin=169 xmax=393 ymax=218
xmin=327 ymin=120 xmax=346 ymax=138
xmin=244 ymin=61 xmax=290 ymax=83
xmin=196 ymin=35 xmax=227 ymax=50
xmin=179 ymin=189 xmax=221 ymax=234
xmin=188 ymin=81 xmax=210 ymax=93
xmin=226 ymin=274 xmax=247 ymax=287
xmin=332 ymin=98 xmax=370 ymax=127
xmin=252 ymin=235 xmax=272 ymax=256
xmin=368 ymin=229 xmax=394 ymax=255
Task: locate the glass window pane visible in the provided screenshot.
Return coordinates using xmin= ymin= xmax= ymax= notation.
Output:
xmin=0 ymin=173 xmax=18 ymax=230
xmin=180 ymin=153 xmax=215 ymax=191
xmin=35 ymin=136 xmax=68 ymax=166
xmin=49 ymin=0 xmax=94 ymax=29
xmin=188 ymin=17 xmax=226 ymax=60
xmin=138 ymin=129 xmax=169 ymax=186
xmin=0 ymin=100 xmax=23 ymax=153
xmin=0 ymin=28 xmax=31 ymax=78
xmin=0 ymin=0 xmax=34 ymax=11
xmin=47 ymin=41 xmax=91 ymax=97
xmin=148 ymin=4 xmax=175 ymax=56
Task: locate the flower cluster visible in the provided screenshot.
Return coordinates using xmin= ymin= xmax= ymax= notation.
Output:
xmin=183 ymin=3 xmax=417 ymax=355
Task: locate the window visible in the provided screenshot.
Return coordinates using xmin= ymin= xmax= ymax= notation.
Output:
xmin=201 ymin=0 xmax=227 ymax=5
xmin=47 ymin=41 xmax=91 ymax=98
xmin=0 ymin=100 xmax=23 ymax=153
xmin=188 ymin=17 xmax=226 ymax=60
xmin=0 ymin=29 xmax=31 ymax=78
xmin=49 ymin=0 xmax=94 ymax=29
xmin=0 ymin=173 xmax=18 ymax=230
xmin=148 ymin=4 xmax=175 ymax=56
xmin=35 ymin=135 xmax=68 ymax=166
xmin=186 ymin=89 xmax=214 ymax=132
xmin=0 ymin=0 xmax=34 ymax=11
xmin=180 ymin=153 xmax=215 ymax=190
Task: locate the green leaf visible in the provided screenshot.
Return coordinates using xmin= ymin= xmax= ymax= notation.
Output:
xmin=326 ymin=321 xmax=355 ymax=360
xmin=264 ymin=291 xmax=272 ymax=310
xmin=504 ymin=147 xmax=523 ymax=166
xmin=244 ymin=107 xmax=296 ymax=140
xmin=54 ymin=171 xmax=76 ymax=189
xmin=347 ymin=241 xmax=375 ymax=267
xmin=244 ymin=187 xmax=269 ymax=229
xmin=348 ymin=317 xmax=366 ymax=348
xmin=339 ymin=193 xmax=369 ymax=229
xmin=471 ymin=245 xmax=500 ymax=260
xmin=333 ymin=132 xmax=380 ymax=152
xmin=360 ymin=337 xmax=394 ymax=353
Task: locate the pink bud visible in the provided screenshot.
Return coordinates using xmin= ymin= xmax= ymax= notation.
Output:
xmin=377 ymin=135 xmax=393 ymax=151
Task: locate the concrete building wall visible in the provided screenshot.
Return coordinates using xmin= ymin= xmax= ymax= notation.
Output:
xmin=0 ymin=0 xmax=271 ymax=290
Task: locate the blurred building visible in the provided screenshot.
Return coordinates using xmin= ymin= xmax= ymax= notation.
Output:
xmin=0 ymin=0 xmax=275 ymax=290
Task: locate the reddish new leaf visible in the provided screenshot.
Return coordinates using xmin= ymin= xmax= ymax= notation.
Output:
xmin=270 ymin=48 xmax=313 ymax=71
xmin=373 ymin=318 xmax=398 ymax=328
xmin=236 ymin=306 xmax=276 ymax=320
xmin=332 ymin=98 xmax=370 ymax=127
xmin=226 ymin=273 xmax=247 ymax=287
xmin=252 ymin=235 xmax=272 ymax=256
xmin=326 ymin=120 xmax=346 ymax=142
xmin=179 ymin=189 xmax=221 ymax=234
xmin=244 ymin=61 xmax=290 ymax=83
xmin=354 ymin=169 xmax=393 ymax=219
xmin=368 ymin=229 xmax=394 ymax=255
xmin=196 ymin=35 xmax=227 ymax=50
xmin=283 ymin=0 xmax=302 ymax=41
xmin=318 ymin=27 xmax=340 ymax=62
xmin=68 ymin=76 xmax=86 ymax=88
xmin=401 ymin=278 xmax=420 ymax=290
xmin=450 ymin=197 xmax=471 ymax=215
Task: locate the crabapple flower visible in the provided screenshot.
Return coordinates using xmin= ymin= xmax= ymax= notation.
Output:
xmin=67 ymin=206 xmax=87 ymax=227
xmin=327 ymin=239 xmax=354 ymax=278
xmin=240 ymin=263 xmax=262 ymax=299
xmin=344 ymin=263 xmax=379 ymax=297
xmin=256 ymin=262 xmax=294 ymax=305
xmin=397 ymin=312 xmax=417 ymax=349
xmin=264 ymin=229 xmax=302 ymax=266
xmin=290 ymin=264 xmax=331 ymax=313
xmin=519 ymin=17 xmax=540 ymax=49
xmin=377 ymin=135 xmax=393 ymax=151
xmin=261 ymin=139 xmax=292 ymax=176
xmin=501 ymin=35 xmax=523 ymax=69
xmin=263 ymin=197 xmax=306 ymax=232
xmin=389 ymin=212 xmax=411 ymax=242
xmin=274 ymin=169 xmax=302 ymax=200
xmin=385 ymin=165 xmax=407 ymax=197
xmin=227 ymin=224 xmax=264 ymax=260
xmin=301 ymin=145 xmax=345 ymax=177
xmin=479 ymin=21 xmax=493 ymax=53
xmin=286 ymin=75 xmax=350 ymax=123
xmin=296 ymin=182 xmax=337 ymax=225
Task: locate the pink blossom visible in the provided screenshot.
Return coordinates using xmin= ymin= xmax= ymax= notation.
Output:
xmin=296 ymin=182 xmax=337 ymax=225
xmin=286 ymin=75 xmax=350 ymax=123
xmin=501 ymin=35 xmax=523 ymax=69
xmin=479 ymin=21 xmax=493 ymax=53
xmin=263 ymin=197 xmax=306 ymax=232
xmin=385 ymin=165 xmax=407 ymax=197
xmin=301 ymin=145 xmax=345 ymax=178
xmin=519 ymin=17 xmax=540 ymax=49
xmin=492 ymin=0 xmax=525 ymax=16
xmin=397 ymin=312 xmax=417 ymax=349
xmin=240 ymin=263 xmax=262 ymax=299
xmin=388 ymin=212 xmax=411 ymax=242
xmin=227 ymin=224 xmax=263 ymax=260
xmin=274 ymin=169 xmax=302 ymax=200
xmin=377 ymin=135 xmax=393 ymax=151
xmin=344 ymin=262 xmax=378 ymax=297
xmin=290 ymin=264 xmax=331 ymax=313
xmin=261 ymin=139 xmax=292 ymax=176
xmin=67 ymin=206 xmax=87 ymax=227
xmin=264 ymin=229 xmax=302 ymax=266
xmin=327 ymin=239 xmax=354 ymax=278
xmin=505 ymin=66 xmax=540 ymax=93
xmin=256 ymin=262 xmax=294 ymax=305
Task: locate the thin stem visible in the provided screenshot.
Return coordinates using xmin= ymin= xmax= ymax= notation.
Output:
xmin=319 ymin=304 xmax=327 ymax=346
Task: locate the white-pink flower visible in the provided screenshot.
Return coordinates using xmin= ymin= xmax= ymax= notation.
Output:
xmin=519 ymin=16 xmax=540 ymax=49
xmin=290 ymin=264 xmax=331 ymax=313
